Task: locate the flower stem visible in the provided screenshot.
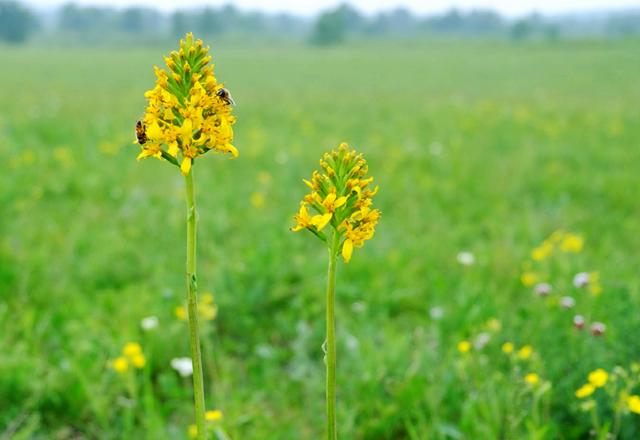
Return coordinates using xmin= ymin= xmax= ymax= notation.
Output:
xmin=325 ymin=231 xmax=340 ymax=440
xmin=185 ymin=169 xmax=206 ymax=440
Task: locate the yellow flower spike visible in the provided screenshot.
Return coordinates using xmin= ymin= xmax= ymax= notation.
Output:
xmin=135 ymin=33 xmax=237 ymax=171
xmin=110 ymin=357 xmax=129 ymax=373
xmin=291 ymin=143 xmax=379 ymax=436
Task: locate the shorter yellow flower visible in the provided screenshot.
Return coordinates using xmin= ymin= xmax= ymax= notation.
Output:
xmin=524 ymin=373 xmax=539 ymax=385
xmin=517 ymin=345 xmax=533 ymax=360
xmin=175 ymin=306 xmax=187 ymax=320
xmin=627 ymin=395 xmax=640 ymax=414
xmin=502 ymin=342 xmax=514 ymax=354
xmin=588 ymin=369 xmax=608 ymax=388
xmin=560 ymin=233 xmax=583 ymax=253
xmin=201 ymin=293 xmax=214 ymax=304
xmin=111 ymin=356 xmax=129 ymax=373
xmin=122 ymin=342 xmax=142 ymax=357
xmin=205 ymin=409 xmax=223 ymax=422
xmin=457 ymin=340 xmax=471 ymax=353
xmin=188 ymin=424 xmax=198 ymax=438
xmin=131 ymin=353 xmax=146 ymax=369
xmin=521 ymin=272 xmax=538 ymax=287
xmin=575 ymin=383 xmax=596 ymax=398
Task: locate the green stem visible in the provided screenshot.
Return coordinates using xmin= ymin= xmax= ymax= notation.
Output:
xmin=185 ymin=170 xmax=206 ymax=440
xmin=325 ymin=231 xmax=340 ymax=440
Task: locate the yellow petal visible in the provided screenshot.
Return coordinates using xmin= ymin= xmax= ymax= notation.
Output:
xmin=168 ymin=142 xmax=179 ymax=157
xmin=146 ymin=121 xmax=163 ymax=140
xmin=224 ymin=143 xmax=239 ymax=158
xmin=334 ymin=196 xmax=348 ymax=208
xmin=180 ymin=118 xmax=193 ymax=145
xmin=324 ymin=193 xmax=336 ymax=205
xmin=180 ymin=157 xmax=192 ymax=175
xmin=342 ymin=239 xmax=353 ymax=263
xmin=311 ymin=213 xmax=332 ymax=230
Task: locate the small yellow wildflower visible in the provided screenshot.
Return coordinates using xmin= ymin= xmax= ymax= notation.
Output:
xmin=486 ymin=318 xmax=501 ymax=332
xmin=291 ymin=143 xmax=380 ymax=263
xmin=131 ymin=353 xmax=146 ymax=369
xmin=457 ymin=340 xmax=471 ymax=353
xmin=531 ymin=240 xmax=553 ymax=261
xmin=524 ymin=373 xmax=540 ymax=385
xmin=517 ymin=345 xmax=533 ymax=360
xmin=200 ymin=303 xmax=218 ymax=321
xmin=627 ymin=395 xmax=640 ymax=414
xmin=502 ymin=342 xmax=514 ymax=354
xmin=575 ymin=383 xmax=596 ymax=398
xmin=111 ymin=356 xmax=129 ymax=373
xmin=175 ymin=306 xmax=187 ymax=320
xmin=135 ymin=33 xmax=238 ymax=175
xmin=588 ymin=369 xmax=608 ymax=388
xmin=250 ymin=192 xmax=265 ymax=208
xmin=205 ymin=409 xmax=223 ymax=422
xmin=521 ymin=272 xmax=538 ymax=287
xmin=188 ymin=424 xmax=198 ymax=438
xmin=201 ymin=292 xmax=214 ymax=304
xmin=122 ymin=342 xmax=142 ymax=357
xmin=560 ymin=233 xmax=583 ymax=253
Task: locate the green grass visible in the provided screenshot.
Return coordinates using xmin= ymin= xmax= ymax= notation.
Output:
xmin=1 ymin=37 xmax=640 ymax=439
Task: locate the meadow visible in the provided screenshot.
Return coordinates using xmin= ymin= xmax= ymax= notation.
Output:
xmin=1 ymin=37 xmax=640 ymax=439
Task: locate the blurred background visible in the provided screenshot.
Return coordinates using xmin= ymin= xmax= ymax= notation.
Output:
xmin=1 ymin=0 xmax=640 ymax=439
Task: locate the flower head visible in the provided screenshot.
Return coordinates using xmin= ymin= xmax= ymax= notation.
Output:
xmin=627 ymin=395 xmax=640 ymax=414
xmin=110 ymin=356 xmax=129 ymax=373
xmin=575 ymin=383 xmax=595 ymax=398
xmin=502 ymin=342 xmax=514 ymax=354
xmin=291 ymin=143 xmax=380 ymax=263
xmin=524 ymin=373 xmax=540 ymax=386
xmin=457 ymin=340 xmax=471 ymax=353
xmin=135 ymin=33 xmax=237 ymax=175
xmin=517 ymin=345 xmax=533 ymax=360
xmin=587 ymin=368 xmax=608 ymax=388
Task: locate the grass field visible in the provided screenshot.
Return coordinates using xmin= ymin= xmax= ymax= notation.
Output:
xmin=1 ymin=37 xmax=640 ymax=439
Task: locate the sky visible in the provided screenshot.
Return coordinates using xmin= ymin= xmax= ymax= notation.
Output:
xmin=25 ymin=0 xmax=640 ymax=17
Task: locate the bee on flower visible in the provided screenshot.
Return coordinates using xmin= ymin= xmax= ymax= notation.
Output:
xmin=135 ymin=32 xmax=238 ymax=175
xmin=291 ymin=142 xmax=380 ymax=263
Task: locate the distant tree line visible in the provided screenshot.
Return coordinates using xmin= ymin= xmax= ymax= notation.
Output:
xmin=1 ymin=0 xmax=640 ymax=45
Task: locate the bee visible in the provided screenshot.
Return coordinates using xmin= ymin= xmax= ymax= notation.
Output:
xmin=216 ymin=87 xmax=236 ymax=106
xmin=135 ymin=120 xmax=147 ymax=145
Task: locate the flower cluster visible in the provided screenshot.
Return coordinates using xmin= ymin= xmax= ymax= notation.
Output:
xmin=136 ymin=33 xmax=237 ymax=175
xmin=109 ymin=342 xmax=146 ymax=373
xmin=291 ymin=143 xmax=380 ymax=262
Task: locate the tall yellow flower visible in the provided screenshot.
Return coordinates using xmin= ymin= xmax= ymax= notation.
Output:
xmin=135 ymin=33 xmax=237 ymax=175
xmin=291 ymin=142 xmax=380 ymax=263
